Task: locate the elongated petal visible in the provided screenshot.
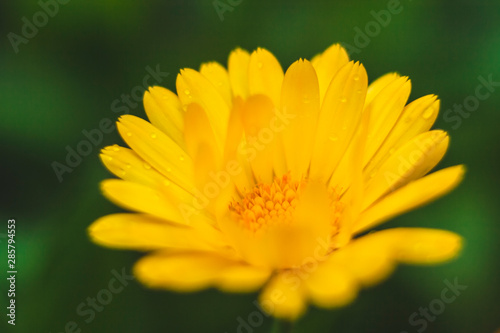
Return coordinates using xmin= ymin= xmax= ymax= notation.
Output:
xmin=101 ymin=179 xmax=183 ymax=222
xmin=365 ymin=72 xmax=400 ymax=106
xmin=280 ymin=59 xmax=320 ymax=178
xmin=241 ymin=94 xmax=278 ymax=183
xmin=363 ymin=130 xmax=449 ymax=208
xmin=228 ymin=48 xmax=251 ymax=98
xmin=311 ymin=43 xmax=350 ymax=106
xmin=304 ymin=266 xmax=358 ymax=308
xmin=100 ymin=145 xmax=165 ymax=187
xmin=134 ymin=252 xmax=270 ymax=292
xmin=351 ymin=228 xmax=463 ymax=264
xmin=88 ymin=213 xmax=221 ymax=251
xmin=143 ymin=86 xmax=185 ymax=147
xmin=176 ymin=68 xmax=230 ymax=149
xmin=200 ymin=61 xmax=232 ymax=107
xmin=364 ymin=95 xmax=440 ymax=178
xmin=363 ymin=76 xmax=411 ymax=165
xmin=117 ymin=115 xmax=194 ymax=192
xmin=259 ymin=272 xmax=306 ymax=320
xmin=355 ymin=165 xmax=465 ymax=233
xmin=248 ymin=48 xmax=284 ymax=107
xmin=310 ymin=61 xmax=367 ymax=181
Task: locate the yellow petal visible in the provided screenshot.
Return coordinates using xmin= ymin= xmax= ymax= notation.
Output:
xmin=176 ymin=68 xmax=230 ymax=149
xmin=88 ymin=213 xmax=221 ymax=251
xmin=241 ymin=94 xmax=278 ymax=183
xmin=117 ymin=115 xmax=194 ymax=192
xmin=228 ymin=48 xmax=251 ymax=98
xmin=143 ymin=86 xmax=185 ymax=147
xmin=183 ymin=103 xmax=221 ymax=166
xmin=280 ymin=59 xmax=320 ymax=178
xmin=304 ymin=265 xmax=358 ymax=308
xmin=355 ymin=165 xmax=465 ymax=233
xmin=311 ymin=43 xmax=350 ymax=106
xmin=363 ymin=75 xmax=411 ymax=165
xmin=352 ymin=228 xmax=463 ymax=265
xmin=100 ymin=145 xmax=165 ymax=188
xmin=259 ymin=272 xmax=306 ymax=320
xmin=100 ymin=145 xmax=196 ymax=212
xmin=365 ymin=72 xmax=400 ymax=106
xmin=310 ymin=61 xmax=367 ymax=182
xmin=200 ymin=61 xmax=233 ymax=107
xmin=248 ymin=47 xmax=284 ymax=107
xmin=364 ymin=95 xmax=440 ymax=178
xmin=363 ymin=130 xmax=450 ymax=208
xmin=216 ymin=264 xmax=272 ymax=292
xmin=101 ymin=179 xmax=183 ymax=222
xmin=222 ymin=97 xmax=254 ymax=192
xmin=134 ymin=252 xmax=270 ymax=292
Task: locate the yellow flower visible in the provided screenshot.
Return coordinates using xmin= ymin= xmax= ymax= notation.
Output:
xmin=88 ymin=44 xmax=464 ymax=320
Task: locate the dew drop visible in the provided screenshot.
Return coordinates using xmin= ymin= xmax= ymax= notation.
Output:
xmin=329 ymin=136 xmax=338 ymax=142
xmin=143 ymin=163 xmax=151 ymax=170
xmin=167 ymin=167 xmax=172 ymax=173
xmin=340 ymin=97 xmax=347 ymax=103
xmin=179 ymin=155 xmax=185 ymax=161
xmin=422 ymin=108 xmax=434 ymax=119
xmin=353 ymin=75 xmax=360 ymax=81
xmin=107 ymin=156 xmax=113 ymax=161
xmin=150 ymin=132 xmax=157 ymax=139
xmin=120 ymin=170 xmax=126 ymax=177
xmin=184 ymin=89 xmax=190 ymax=95
xmin=163 ymin=180 xmax=171 ymax=187
xmin=302 ymin=95 xmax=310 ymax=104
xmin=356 ymin=89 xmax=363 ymax=94
xmin=257 ymin=62 xmax=263 ymax=69
xmin=112 ymin=145 xmax=120 ymax=152
xmin=126 ymin=132 xmax=132 ymax=137
xmin=125 ymin=163 xmax=131 ymax=169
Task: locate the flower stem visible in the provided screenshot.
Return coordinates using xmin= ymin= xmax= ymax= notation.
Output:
xmin=271 ymin=318 xmax=293 ymax=333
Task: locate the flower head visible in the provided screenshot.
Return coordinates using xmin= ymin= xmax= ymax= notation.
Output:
xmin=89 ymin=44 xmax=464 ymax=319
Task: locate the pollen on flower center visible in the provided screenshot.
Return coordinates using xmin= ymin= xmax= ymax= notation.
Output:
xmin=229 ymin=174 xmax=304 ymax=232
xmin=229 ymin=174 xmax=343 ymax=233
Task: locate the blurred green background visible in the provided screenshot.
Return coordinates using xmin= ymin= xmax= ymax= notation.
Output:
xmin=1 ymin=0 xmax=499 ymax=332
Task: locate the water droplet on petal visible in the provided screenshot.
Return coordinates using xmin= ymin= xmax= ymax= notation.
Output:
xmin=184 ymin=89 xmax=190 ymax=95
xmin=112 ymin=145 xmax=120 ymax=152
xmin=120 ymin=170 xmax=126 ymax=177
xmin=329 ymin=136 xmax=338 ymax=142
xmin=107 ymin=156 xmax=113 ymax=161
xmin=257 ymin=62 xmax=263 ymax=69
xmin=126 ymin=132 xmax=132 ymax=137
xmin=167 ymin=167 xmax=172 ymax=173
xmin=163 ymin=180 xmax=171 ymax=187
xmin=150 ymin=133 xmax=157 ymax=139
xmin=143 ymin=163 xmax=151 ymax=170
xmin=179 ymin=155 xmax=185 ymax=161
xmin=353 ymin=75 xmax=360 ymax=81
xmin=340 ymin=97 xmax=347 ymax=103
xmin=125 ymin=163 xmax=131 ymax=169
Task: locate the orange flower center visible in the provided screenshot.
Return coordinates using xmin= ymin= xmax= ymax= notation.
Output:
xmin=230 ymin=174 xmax=343 ymax=233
